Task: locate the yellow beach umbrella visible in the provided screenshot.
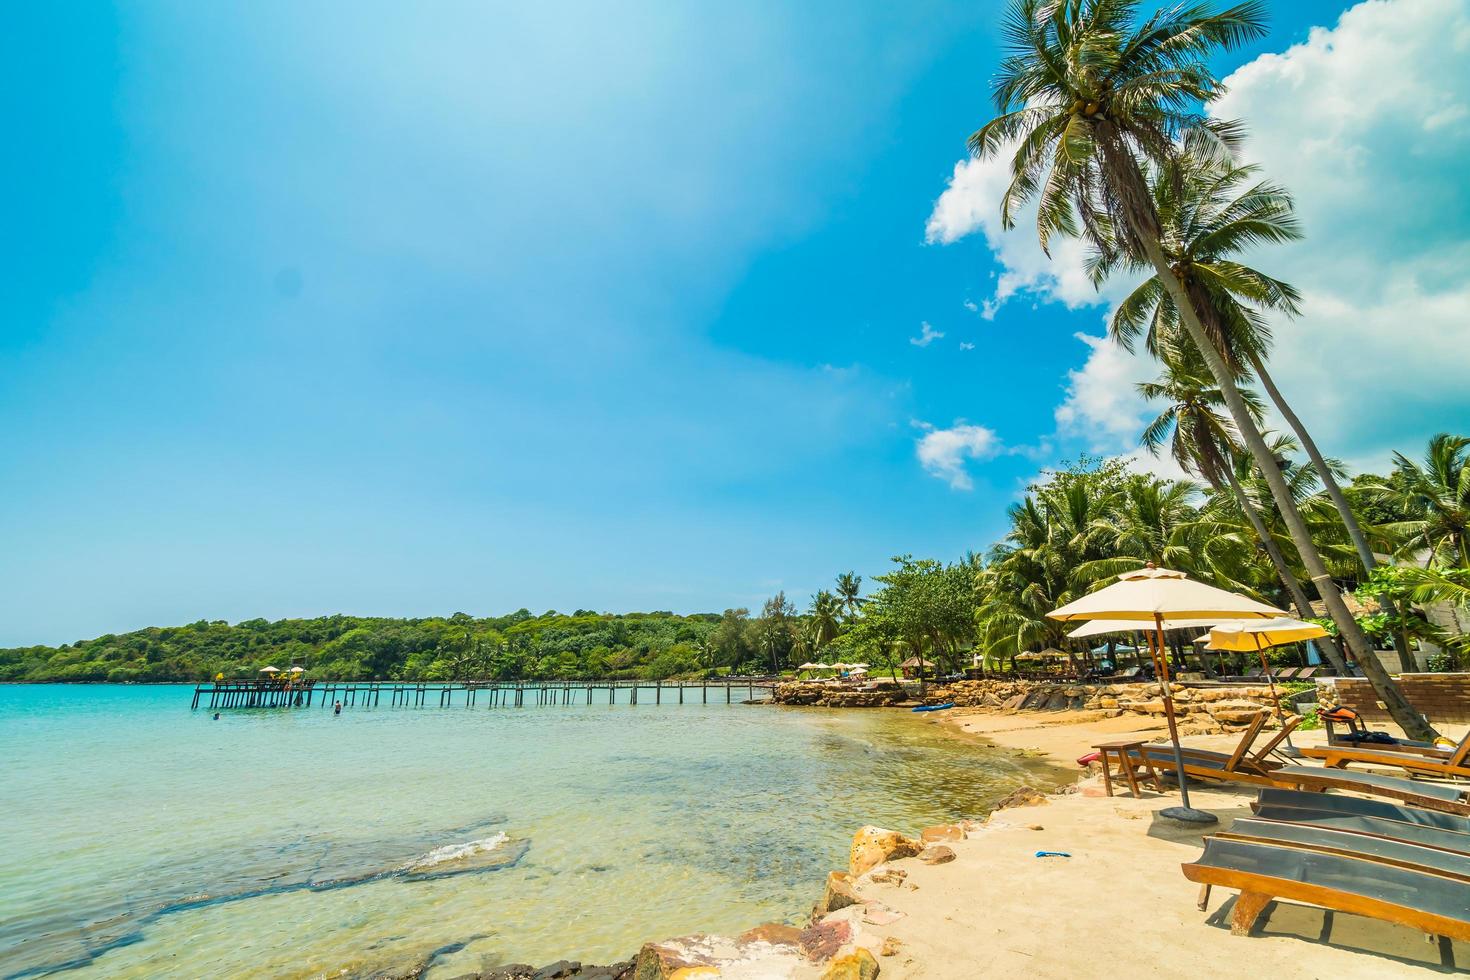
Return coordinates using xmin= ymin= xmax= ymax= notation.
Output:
xmin=1200 ymin=618 xmax=1328 ymax=751
xmin=1049 ymin=565 xmax=1287 ymax=824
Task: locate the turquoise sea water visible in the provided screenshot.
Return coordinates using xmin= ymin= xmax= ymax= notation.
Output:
xmin=1 ymin=685 xmax=1062 ymax=979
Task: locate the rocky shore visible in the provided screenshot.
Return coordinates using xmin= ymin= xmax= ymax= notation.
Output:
xmin=773 ymin=678 xmax=1303 ymax=733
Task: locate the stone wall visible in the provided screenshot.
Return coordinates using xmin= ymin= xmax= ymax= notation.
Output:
xmin=772 ymin=682 xmax=909 ymax=708
xmin=773 ymin=678 xmax=1293 ymax=731
xmin=923 ymin=679 xmax=1289 ymax=731
xmin=1321 ymin=672 xmax=1470 ymax=725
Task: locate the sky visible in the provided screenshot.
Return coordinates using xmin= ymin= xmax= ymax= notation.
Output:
xmin=3 ymin=1 xmax=1468 ymax=646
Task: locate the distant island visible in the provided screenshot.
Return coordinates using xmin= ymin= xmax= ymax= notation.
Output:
xmin=0 ymin=610 xmax=754 ymax=683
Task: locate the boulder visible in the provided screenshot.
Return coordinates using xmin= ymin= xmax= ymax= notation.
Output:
xmin=849 ymin=827 xmax=923 ymax=876
xmin=799 ymin=917 xmax=854 ymax=962
xmin=919 ymin=824 xmax=965 ymax=843
xmin=531 ymin=962 xmax=581 ymax=980
xmin=918 ymin=845 xmax=956 ymax=865
xmin=821 ymin=948 xmax=881 ymax=980
xmin=815 ymin=870 xmax=862 ymax=916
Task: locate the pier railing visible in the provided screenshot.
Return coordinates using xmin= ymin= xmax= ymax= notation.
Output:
xmin=191 ymin=677 xmax=782 ymax=710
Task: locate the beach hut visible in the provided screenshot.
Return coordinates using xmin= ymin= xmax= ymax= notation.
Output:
xmin=1049 ymin=564 xmax=1285 ymax=824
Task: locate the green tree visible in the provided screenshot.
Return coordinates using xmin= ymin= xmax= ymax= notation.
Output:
xmin=808 ymin=590 xmax=842 ymax=651
xmin=969 ymin=0 xmax=1428 ymax=738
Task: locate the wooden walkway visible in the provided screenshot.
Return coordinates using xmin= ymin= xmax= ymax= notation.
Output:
xmin=191 ymin=678 xmax=781 ymax=710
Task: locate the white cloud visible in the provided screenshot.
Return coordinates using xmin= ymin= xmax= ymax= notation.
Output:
xmin=1207 ymin=0 xmax=1470 ymax=467
xmin=959 ymin=341 xmax=975 ymax=351
xmin=925 ymin=0 xmax=1470 ymax=474
xmin=1053 ymin=331 xmax=1156 ymax=451
xmin=925 ymin=153 xmax=1136 ymax=319
xmin=914 ymin=421 xmax=1001 ymax=490
xmin=963 ymin=299 xmax=978 ymax=312
xmin=910 ymin=321 xmax=944 ymax=347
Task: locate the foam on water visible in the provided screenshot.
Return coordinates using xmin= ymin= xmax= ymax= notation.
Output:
xmin=402 ymin=833 xmax=512 ymax=872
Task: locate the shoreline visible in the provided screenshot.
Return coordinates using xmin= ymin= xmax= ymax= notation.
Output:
xmin=502 ymin=706 xmax=1468 ymax=979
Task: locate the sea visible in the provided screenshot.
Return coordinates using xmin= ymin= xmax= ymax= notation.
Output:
xmin=0 ymin=684 xmax=1063 ymax=979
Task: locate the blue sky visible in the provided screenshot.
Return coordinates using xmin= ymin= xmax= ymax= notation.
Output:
xmin=3 ymin=1 xmax=1467 ymax=645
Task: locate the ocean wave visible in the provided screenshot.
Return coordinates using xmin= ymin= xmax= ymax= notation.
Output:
xmin=401 ymin=832 xmax=511 ymax=872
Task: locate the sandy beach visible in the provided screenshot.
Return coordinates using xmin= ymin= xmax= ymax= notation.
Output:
xmin=840 ymin=708 xmax=1470 ymax=978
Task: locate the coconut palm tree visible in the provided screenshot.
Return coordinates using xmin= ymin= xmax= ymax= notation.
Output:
xmin=1137 ymin=348 xmax=1349 ymax=670
xmin=969 ymin=0 xmax=1428 ymax=736
xmin=835 ymin=572 xmax=865 ymax=620
xmin=808 ymin=590 xmax=843 ymax=651
xmin=1380 ymin=434 xmax=1470 ymax=568
xmin=1096 ymin=156 xmax=1389 ymax=599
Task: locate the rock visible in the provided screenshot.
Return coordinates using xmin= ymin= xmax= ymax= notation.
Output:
xmin=739 ymin=922 xmax=803 ymax=947
xmin=821 ymin=948 xmax=881 ymax=980
xmin=918 ymin=845 xmax=956 ymax=865
xmin=634 ymin=935 xmax=802 ymax=979
xmin=861 ymin=902 xmax=905 ymax=925
xmin=800 ymin=917 xmax=854 ymax=962
xmin=483 ymin=966 xmax=536 ymax=980
xmin=531 ymin=961 xmax=580 ymax=980
xmin=1028 ymin=824 xmax=1044 ymax=831
xmin=849 ymin=826 xmax=923 ymax=876
xmin=867 ymin=868 xmax=907 ymax=885
xmin=815 ymin=870 xmax=862 ymax=916
xmin=993 ymin=786 xmax=1049 ymax=810
xmin=1098 ymin=697 xmax=1119 ymax=709
xmin=632 ymin=940 xmax=716 ymax=980
xmin=880 ymin=937 xmax=903 ymax=957
xmin=920 ymin=824 xmax=965 ymax=843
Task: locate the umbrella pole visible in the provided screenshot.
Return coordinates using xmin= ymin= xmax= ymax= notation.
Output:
xmin=1154 ymin=613 xmax=1216 ymax=825
xmin=1257 ymin=639 xmax=1299 ymax=756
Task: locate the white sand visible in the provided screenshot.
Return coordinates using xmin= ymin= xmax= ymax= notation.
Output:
xmin=845 ymin=709 xmax=1469 ymax=978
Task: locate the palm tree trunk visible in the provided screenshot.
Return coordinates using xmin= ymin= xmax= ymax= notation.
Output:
xmin=1098 ymin=135 xmax=1434 ymax=740
xmin=1249 ymin=353 xmax=1419 ymax=665
xmin=1218 ymin=460 xmax=1349 ymax=672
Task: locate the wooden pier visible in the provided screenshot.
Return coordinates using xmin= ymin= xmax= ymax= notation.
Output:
xmin=191 ymin=677 xmax=781 ymax=711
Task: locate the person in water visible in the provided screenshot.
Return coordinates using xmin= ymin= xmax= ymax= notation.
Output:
xmin=212 ymin=712 xmax=220 ymax=720
xmin=333 ymin=701 xmax=342 ymax=715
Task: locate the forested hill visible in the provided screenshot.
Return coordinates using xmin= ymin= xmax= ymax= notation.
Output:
xmin=0 ymin=610 xmax=747 ymax=683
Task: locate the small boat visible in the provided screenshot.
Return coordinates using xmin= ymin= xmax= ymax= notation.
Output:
xmin=912 ymin=702 xmax=955 ymax=713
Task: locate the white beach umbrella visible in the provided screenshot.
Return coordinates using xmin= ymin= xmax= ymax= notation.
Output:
xmin=1066 ymin=617 xmax=1221 ymax=639
xmin=288 ymin=666 xmax=306 ymax=673
xmin=258 ymin=666 xmax=280 ymax=673
xmin=1049 ymin=565 xmax=1287 ymax=824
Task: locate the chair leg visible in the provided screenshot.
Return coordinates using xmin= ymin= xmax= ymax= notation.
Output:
xmin=1196 ymin=883 xmax=1212 ymax=911
xmin=1231 ymin=891 xmax=1272 ymax=936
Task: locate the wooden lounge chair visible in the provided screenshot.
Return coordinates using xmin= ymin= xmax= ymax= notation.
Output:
xmin=1299 ymin=730 xmax=1470 ymax=778
xmin=1249 ymin=788 xmax=1470 ymax=854
xmin=1273 ymin=765 xmax=1470 ymax=817
xmin=1319 ymin=705 xmax=1440 ymax=753
xmin=1125 ymin=712 xmax=1302 ymax=789
xmin=1183 ymin=816 xmax=1470 ymax=940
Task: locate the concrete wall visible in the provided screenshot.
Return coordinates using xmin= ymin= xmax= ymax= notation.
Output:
xmin=1320 ymin=673 xmax=1470 ymax=725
